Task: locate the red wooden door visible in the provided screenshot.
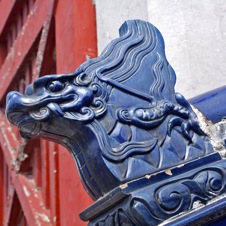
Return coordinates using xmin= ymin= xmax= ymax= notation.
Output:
xmin=0 ymin=0 xmax=97 ymax=225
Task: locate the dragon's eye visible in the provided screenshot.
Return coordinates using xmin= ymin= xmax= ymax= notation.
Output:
xmin=47 ymin=81 xmax=65 ymax=92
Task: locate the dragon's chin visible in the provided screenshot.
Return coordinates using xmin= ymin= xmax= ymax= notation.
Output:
xmin=7 ymin=112 xmax=41 ymax=139
xmin=19 ymin=121 xmax=41 ymax=139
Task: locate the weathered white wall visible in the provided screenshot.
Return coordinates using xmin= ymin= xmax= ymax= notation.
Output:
xmin=95 ymin=0 xmax=148 ymax=54
xmin=95 ymin=0 xmax=226 ymax=98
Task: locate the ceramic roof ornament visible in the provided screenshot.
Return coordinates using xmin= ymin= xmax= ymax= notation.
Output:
xmin=6 ymin=20 xmax=226 ymax=225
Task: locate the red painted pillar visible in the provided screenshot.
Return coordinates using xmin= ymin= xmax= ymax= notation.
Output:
xmin=0 ymin=43 xmax=6 ymax=67
xmin=0 ymin=148 xmax=3 ymax=223
xmin=55 ymin=0 xmax=97 ymax=225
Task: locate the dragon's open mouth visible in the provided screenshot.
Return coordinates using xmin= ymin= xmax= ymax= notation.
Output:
xmin=7 ymin=111 xmax=25 ymax=125
xmin=6 ymin=91 xmax=43 ymax=138
xmin=7 ymin=111 xmax=41 ymax=138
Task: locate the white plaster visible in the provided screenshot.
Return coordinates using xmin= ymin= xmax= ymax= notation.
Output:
xmin=147 ymin=0 xmax=226 ymax=97
xmin=96 ymin=0 xmax=226 ymax=98
xmin=95 ymin=0 xmax=148 ymax=54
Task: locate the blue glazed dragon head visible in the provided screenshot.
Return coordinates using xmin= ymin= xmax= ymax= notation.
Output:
xmin=6 ymin=20 xmax=214 ymax=200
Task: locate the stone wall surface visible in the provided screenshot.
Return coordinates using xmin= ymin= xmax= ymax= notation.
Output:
xmin=96 ymin=0 xmax=226 ymax=98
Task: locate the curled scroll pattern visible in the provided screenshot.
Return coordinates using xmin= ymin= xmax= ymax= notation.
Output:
xmin=156 ymin=168 xmax=226 ymax=216
xmin=124 ymin=168 xmax=226 ymax=225
xmin=91 ymin=209 xmax=135 ymax=226
xmin=156 ymin=183 xmax=191 ymax=214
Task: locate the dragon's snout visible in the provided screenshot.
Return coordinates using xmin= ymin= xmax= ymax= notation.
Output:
xmin=6 ymin=91 xmax=26 ymax=125
xmin=6 ymin=77 xmax=97 ymax=125
xmin=6 ymin=90 xmax=49 ymax=138
xmin=6 ymin=91 xmax=21 ymax=102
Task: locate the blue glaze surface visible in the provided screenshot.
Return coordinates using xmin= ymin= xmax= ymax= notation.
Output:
xmin=190 ymin=85 xmax=226 ymax=123
xmin=5 ymin=20 xmax=226 ymax=225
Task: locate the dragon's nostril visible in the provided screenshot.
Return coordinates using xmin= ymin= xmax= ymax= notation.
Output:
xmin=25 ymin=84 xmax=34 ymax=95
xmin=6 ymin=91 xmax=21 ymax=102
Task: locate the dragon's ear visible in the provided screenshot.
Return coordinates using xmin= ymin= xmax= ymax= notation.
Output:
xmin=74 ymin=72 xmax=92 ymax=86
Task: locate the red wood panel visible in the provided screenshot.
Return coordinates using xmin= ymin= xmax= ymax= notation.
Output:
xmin=0 ymin=42 xmax=7 ymax=67
xmin=32 ymin=0 xmax=56 ymax=80
xmin=0 ymin=0 xmax=17 ymax=36
xmin=48 ymin=142 xmax=60 ymax=226
xmin=32 ymin=144 xmax=42 ymax=188
xmin=6 ymin=192 xmax=21 ymax=226
xmin=0 ymin=0 xmax=50 ymax=104
xmin=0 ymin=0 xmax=97 ymax=225
xmin=16 ymin=174 xmax=51 ymax=226
xmin=55 ymin=0 xmax=97 ymax=225
xmin=0 ymin=147 xmax=3 ymax=223
xmin=0 ymin=113 xmax=52 ymax=226
xmin=41 ymin=140 xmax=51 ymax=209
xmin=0 ymin=0 xmax=57 ymax=225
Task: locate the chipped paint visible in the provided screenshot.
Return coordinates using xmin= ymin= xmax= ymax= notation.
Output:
xmin=192 ymin=105 xmax=226 ymax=153
xmin=35 ymin=212 xmax=50 ymax=223
xmin=35 ymin=220 xmax=41 ymax=226
xmin=17 ymin=151 xmax=28 ymax=162
xmin=86 ymin=54 xmax=91 ymax=60
xmin=7 ymin=126 xmax=17 ymax=141
xmin=176 ymin=164 xmax=184 ymax=168
xmin=120 ymin=183 xmax=128 ymax=189
xmin=165 ymin=169 xmax=172 ymax=176
xmin=34 ymin=191 xmax=38 ymax=198
xmin=1 ymin=127 xmax=12 ymax=152
xmin=23 ymin=185 xmax=31 ymax=197
xmin=157 ymin=197 xmax=162 ymax=204
xmin=145 ymin=174 xmax=152 ymax=179
xmin=14 ymin=139 xmax=28 ymax=172
xmin=192 ymin=200 xmax=204 ymax=209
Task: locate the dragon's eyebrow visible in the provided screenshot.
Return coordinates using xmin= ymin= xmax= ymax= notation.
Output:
xmin=32 ymin=68 xmax=83 ymax=87
xmin=33 ymin=73 xmax=75 ymax=87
